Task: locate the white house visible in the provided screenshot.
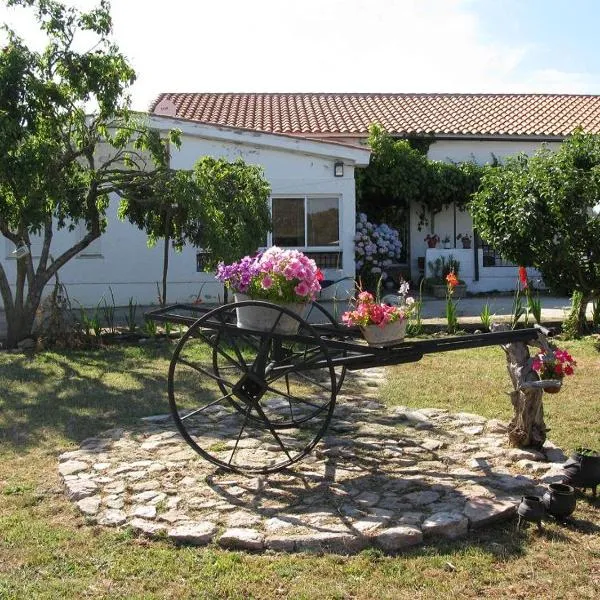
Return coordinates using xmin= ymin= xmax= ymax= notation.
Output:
xmin=151 ymin=92 xmax=600 ymax=292
xmin=1 ymin=116 xmax=370 ymax=316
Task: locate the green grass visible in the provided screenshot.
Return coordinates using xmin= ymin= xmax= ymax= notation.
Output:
xmin=0 ymin=340 xmax=599 ymax=599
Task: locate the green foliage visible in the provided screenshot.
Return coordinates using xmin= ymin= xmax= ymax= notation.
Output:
xmin=427 ymin=255 xmax=461 ymax=283
xmin=125 ymin=297 xmax=138 ymax=333
xmin=356 ymin=125 xmax=484 ymax=228
xmin=479 ymin=302 xmax=493 ymax=331
xmin=119 ymin=156 xmax=272 ymax=269
xmin=470 ymin=130 xmax=600 ymax=323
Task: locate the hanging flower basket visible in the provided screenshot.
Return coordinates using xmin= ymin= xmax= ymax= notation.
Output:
xmin=532 ymin=347 xmax=576 ymax=394
xmin=540 ymin=379 xmax=562 ymax=394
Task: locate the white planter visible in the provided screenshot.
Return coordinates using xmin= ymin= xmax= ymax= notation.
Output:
xmin=361 ymin=319 xmax=407 ymax=347
xmin=234 ymin=293 xmax=308 ymax=334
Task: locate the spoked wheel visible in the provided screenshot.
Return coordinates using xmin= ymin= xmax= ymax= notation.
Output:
xmin=168 ymin=300 xmax=337 ymax=474
xmin=302 ymin=301 xmax=348 ymax=393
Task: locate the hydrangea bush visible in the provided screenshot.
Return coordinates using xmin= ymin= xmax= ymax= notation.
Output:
xmin=215 ymin=246 xmax=323 ymax=303
xmin=354 ymin=213 xmax=403 ymax=286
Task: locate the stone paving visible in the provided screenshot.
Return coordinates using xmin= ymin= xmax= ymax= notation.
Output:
xmin=58 ymin=367 xmax=569 ymax=554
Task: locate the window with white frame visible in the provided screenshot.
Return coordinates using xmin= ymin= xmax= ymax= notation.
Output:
xmin=270 ymin=196 xmax=342 ymax=269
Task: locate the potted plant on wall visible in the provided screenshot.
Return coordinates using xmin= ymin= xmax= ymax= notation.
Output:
xmin=424 ymin=233 xmax=440 ymax=249
xmin=425 ymin=255 xmax=467 ymax=298
xmin=441 ymin=235 xmax=452 ymax=249
xmin=456 ymin=233 xmax=472 ymax=249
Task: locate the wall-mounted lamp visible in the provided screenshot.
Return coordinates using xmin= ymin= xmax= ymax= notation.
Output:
xmin=334 ymin=161 xmax=344 ymax=177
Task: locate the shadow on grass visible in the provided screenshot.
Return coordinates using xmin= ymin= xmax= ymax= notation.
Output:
xmin=0 ymin=344 xmax=179 ymax=450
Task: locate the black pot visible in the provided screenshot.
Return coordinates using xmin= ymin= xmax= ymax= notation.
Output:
xmin=517 ymin=495 xmax=545 ymax=529
xmin=562 ymin=449 xmax=600 ymax=494
xmin=542 ymin=483 xmax=576 ymax=519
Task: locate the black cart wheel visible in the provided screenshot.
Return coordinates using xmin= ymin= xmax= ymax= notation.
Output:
xmin=168 ymin=300 xmax=337 ymax=474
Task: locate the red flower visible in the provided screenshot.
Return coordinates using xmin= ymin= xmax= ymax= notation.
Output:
xmin=446 ymin=272 xmax=459 ymax=288
xmin=316 ymin=269 xmax=324 ymax=282
xmin=518 ymin=266 xmax=528 ymax=289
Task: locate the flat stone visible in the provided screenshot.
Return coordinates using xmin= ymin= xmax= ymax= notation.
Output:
xmin=97 ymin=509 xmax=127 ymax=527
xmin=131 ymin=505 xmax=157 ymax=519
xmin=226 ymin=510 xmax=262 ymax=528
xmin=59 ymin=460 xmax=90 ymax=476
xmin=515 ymin=459 xmax=552 ymax=473
xmin=292 ymin=532 xmax=367 ymax=554
xmin=168 ymin=522 xmax=217 ymax=545
xmin=105 ymin=495 xmax=125 ymax=510
xmin=129 ymin=479 xmax=161 ymax=492
xmin=486 ymin=419 xmax=508 ymax=434
xmin=218 ymin=528 xmax=265 ymax=551
xmin=403 ymin=491 xmax=440 ymax=506
xmin=543 ymin=444 xmax=567 ymax=464
xmin=422 ymin=512 xmax=468 ymax=539
xmin=352 ymin=518 xmax=386 ymax=533
xmin=464 ymin=498 xmax=516 ymax=528
xmin=462 ymin=426 xmax=484 ymax=436
xmin=76 ymin=495 xmax=101 ymax=516
xmin=64 ymin=479 xmax=98 ymax=501
xmin=421 ymin=439 xmax=445 ymax=451
xmin=130 ymin=518 xmax=167 ymax=536
xmin=454 ymin=413 xmax=487 ymax=424
xmin=265 ymin=517 xmax=295 ymax=532
xmin=93 ymin=462 xmax=111 ymax=471
xmin=373 ymin=526 xmax=423 ymax=551
xmin=507 ymin=448 xmax=546 ymax=462
xmin=265 ymin=536 xmax=296 ymax=552
xmin=354 ymin=491 xmax=380 ymax=507
xmin=468 ymin=457 xmax=490 ymax=470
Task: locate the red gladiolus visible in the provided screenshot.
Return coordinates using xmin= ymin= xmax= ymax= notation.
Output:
xmin=519 ymin=266 xmax=528 ymax=288
xmin=446 ymin=272 xmax=459 ymax=288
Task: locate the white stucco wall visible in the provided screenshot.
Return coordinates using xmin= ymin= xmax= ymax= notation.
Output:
xmin=408 ymin=138 xmax=561 ymax=291
xmin=0 ymin=120 xmax=369 ymax=314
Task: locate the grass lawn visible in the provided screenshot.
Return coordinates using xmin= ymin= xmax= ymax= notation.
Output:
xmin=0 ymin=339 xmax=599 ymax=599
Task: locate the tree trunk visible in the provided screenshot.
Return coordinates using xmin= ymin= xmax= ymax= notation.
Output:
xmin=496 ymin=325 xmax=548 ymax=449
xmin=5 ymin=303 xmax=37 ymax=348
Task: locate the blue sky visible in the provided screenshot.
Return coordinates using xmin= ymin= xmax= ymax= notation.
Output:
xmin=1 ymin=0 xmax=599 ymax=110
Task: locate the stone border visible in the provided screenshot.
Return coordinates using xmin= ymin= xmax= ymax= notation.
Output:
xmin=58 ymin=368 xmax=569 ymax=554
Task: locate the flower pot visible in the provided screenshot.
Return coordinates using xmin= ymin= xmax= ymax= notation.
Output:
xmin=517 ymin=495 xmax=544 ymax=529
xmin=442 ymin=242 xmax=451 ymax=249
xmin=361 ymin=319 xmax=407 ymax=347
xmin=542 ymin=483 xmax=576 ymax=519
xmin=461 ymin=241 xmax=472 ymax=249
xmin=540 ymin=379 xmax=562 ymax=394
xmin=234 ymin=293 xmax=308 ymax=334
xmin=562 ymin=448 xmax=600 ymax=493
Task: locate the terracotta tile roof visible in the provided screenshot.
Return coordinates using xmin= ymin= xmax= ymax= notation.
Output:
xmin=150 ymin=93 xmax=600 ymax=138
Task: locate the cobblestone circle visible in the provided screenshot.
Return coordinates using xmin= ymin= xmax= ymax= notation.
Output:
xmin=58 ymin=367 xmax=569 ymax=554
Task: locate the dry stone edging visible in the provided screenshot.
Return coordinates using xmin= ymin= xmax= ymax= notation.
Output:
xmin=58 ymin=366 xmax=569 ymax=554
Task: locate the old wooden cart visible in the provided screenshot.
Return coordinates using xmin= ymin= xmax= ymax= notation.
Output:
xmin=146 ymin=299 xmax=543 ymax=475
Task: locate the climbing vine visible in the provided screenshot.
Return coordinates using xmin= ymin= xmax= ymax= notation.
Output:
xmin=355 ymin=125 xmax=484 ymax=228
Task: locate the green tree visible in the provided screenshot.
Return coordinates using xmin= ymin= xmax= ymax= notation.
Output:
xmin=119 ymin=157 xmax=271 ymax=305
xmin=470 ymin=129 xmax=600 ymax=334
xmin=0 ymin=0 xmax=178 ymax=346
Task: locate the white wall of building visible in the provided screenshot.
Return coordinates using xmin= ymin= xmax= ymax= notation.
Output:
xmin=0 ymin=119 xmax=369 ymax=312
xmin=408 ymin=138 xmax=560 ymax=291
